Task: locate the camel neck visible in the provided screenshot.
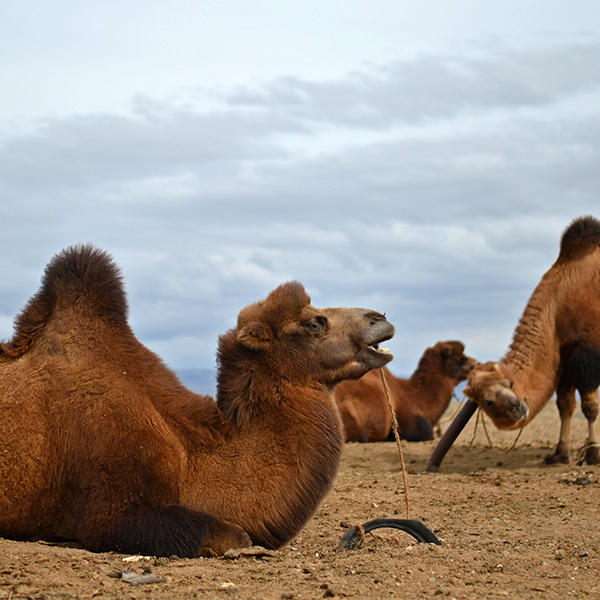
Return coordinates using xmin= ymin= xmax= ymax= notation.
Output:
xmin=186 ymin=372 xmax=344 ymax=549
xmin=502 ymin=267 xmax=564 ymax=421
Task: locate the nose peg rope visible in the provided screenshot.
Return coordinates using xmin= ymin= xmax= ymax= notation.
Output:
xmin=476 ymin=405 xmax=527 ymax=455
xmin=379 ymin=368 xmax=410 ymax=519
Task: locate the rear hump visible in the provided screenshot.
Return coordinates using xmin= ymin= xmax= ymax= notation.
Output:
xmin=557 ymin=216 xmax=600 ymax=263
xmin=1 ymin=244 xmax=128 ymax=357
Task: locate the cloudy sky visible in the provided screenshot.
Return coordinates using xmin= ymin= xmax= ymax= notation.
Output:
xmin=1 ymin=1 xmax=599 ymax=389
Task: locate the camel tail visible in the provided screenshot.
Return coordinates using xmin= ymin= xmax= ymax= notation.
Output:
xmin=1 ymin=244 xmax=128 ymax=357
xmin=557 ymin=215 xmax=600 ymax=263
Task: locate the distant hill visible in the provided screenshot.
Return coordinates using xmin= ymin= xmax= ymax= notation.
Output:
xmin=177 ymin=368 xmax=217 ymax=395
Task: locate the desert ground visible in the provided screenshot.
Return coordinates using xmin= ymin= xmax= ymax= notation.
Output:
xmin=1 ymin=401 xmax=598 ymax=600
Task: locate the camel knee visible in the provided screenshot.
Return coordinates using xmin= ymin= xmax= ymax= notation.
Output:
xmin=580 ymin=391 xmax=600 ymax=422
xmin=555 ymin=390 xmax=576 ymax=418
xmin=397 ymin=415 xmax=434 ymax=442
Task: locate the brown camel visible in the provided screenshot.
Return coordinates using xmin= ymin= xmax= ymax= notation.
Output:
xmin=335 ymin=341 xmax=477 ymax=442
xmin=0 ymin=245 xmax=395 ymax=557
xmin=463 ymin=215 xmax=600 ymax=465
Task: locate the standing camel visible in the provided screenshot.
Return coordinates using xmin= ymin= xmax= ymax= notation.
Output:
xmin=461 ymin=216 xmax=600 ymax=465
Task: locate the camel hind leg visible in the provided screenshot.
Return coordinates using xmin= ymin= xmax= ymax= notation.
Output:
xmin=578 ymin=388 xmax=600 ymax=465
xmin=563 ymin=345 xmax=600 ymax=465
xmin=78 ymin=504 xmax=252 ymax=558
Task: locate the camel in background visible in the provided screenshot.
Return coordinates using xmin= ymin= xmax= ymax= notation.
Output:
xmin=463 ymin=215 xmax=600 ymax=465
xmin=0 ymin=245 xmax=395 ymax=557
xmin=335 ymin=341 xmax=477 ymax=442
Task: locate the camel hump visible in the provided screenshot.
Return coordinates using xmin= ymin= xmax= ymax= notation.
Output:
xmin=1 ymin=244 xmax=128 ymax=357
xmin=558 ymin=215 xmax=600 ymax=262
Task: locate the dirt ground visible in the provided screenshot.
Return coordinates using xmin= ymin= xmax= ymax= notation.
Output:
xmin=1 ymin=401 xmax=599 ymax=600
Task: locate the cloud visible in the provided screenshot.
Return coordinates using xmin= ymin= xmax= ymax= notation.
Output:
xmin=225 ymin=42 xmax=600 ymax=126
xmin=1 ymin=41 xmax=600 ymax=374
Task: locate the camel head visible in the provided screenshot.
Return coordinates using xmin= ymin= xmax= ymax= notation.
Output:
xmin=224 ymin=281 xmax=395 ymax=386
xmin=436 ymin=341 xmax=479 ymax=383
xmin=463 ymin=361 xmax=529 ymax=429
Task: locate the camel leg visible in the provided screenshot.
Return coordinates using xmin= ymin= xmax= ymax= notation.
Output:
xmin=579 ymin=388 xmax=600 ymax=465
xmin=544 ymin=384 xmax=576 ymax=464
xmin=78 ymin=504 xmax=252 ymax=558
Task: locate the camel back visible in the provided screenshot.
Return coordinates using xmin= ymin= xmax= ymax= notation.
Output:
xmin=507 ymin=215 xmax=600 ymax=370
xmin=0 ymin=245 xmax=128 ymax=357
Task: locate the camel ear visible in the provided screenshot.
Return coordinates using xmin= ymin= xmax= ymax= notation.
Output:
xmin=463 ymin=385 xmax=475 ymax=400
xmin=238 ymin=321 xmax=273 ymax=350
xmin=440 ymin=343 xmax=453 ymax=359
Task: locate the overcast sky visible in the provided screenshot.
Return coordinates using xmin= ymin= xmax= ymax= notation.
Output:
xmin=1 ymin=1 xmax=600 ymax=384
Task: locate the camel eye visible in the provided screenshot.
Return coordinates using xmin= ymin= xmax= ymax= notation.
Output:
xmin=304 ymin=317 xmax=327 ymax=333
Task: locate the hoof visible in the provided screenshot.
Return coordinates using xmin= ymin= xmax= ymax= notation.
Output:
xmin=578 ymin=444 xmax=600 ymax=466
xmin=336 ymin=518 xmax=440 ymax=552
xmin=200 ymin=520 xmax=252 ymax=557
xmin=544 ymin=451 xmax=570 ymax=465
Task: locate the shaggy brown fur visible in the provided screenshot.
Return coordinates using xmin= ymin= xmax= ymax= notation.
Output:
xmin=0 ymin=245 xmax=395 ymax=557
xmin=335 ymin=341 xmax=477 ymax=442
xmin=464 ymin=215 xmax=600 ymax=465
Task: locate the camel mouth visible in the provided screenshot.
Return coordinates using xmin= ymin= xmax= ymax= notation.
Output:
xmin=370 ymin=344 xmax=390 ymax=354
xmin=508 ymin=402 xmax=529 ymax=422
xmin=363 ymin=342 xmax=393 ymax=365
xmin=358 ymin=320 xmax=394 ymax=367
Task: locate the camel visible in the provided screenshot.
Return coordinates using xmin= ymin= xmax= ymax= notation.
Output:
xmin=461 ymin=215 xmax=600 ymax=465
xmin=0 ymin=244 xmax=395 ymax=557
xmin=335 ymin=341 xmax=477 ymax=442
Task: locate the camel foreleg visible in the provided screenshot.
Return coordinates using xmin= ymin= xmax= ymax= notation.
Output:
xmin=545 ymin=385 xmax=576 ymax=464
xmin=78 ymin=504 xmax=252 ymax=558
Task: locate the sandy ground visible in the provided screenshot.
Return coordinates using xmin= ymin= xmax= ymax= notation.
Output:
xmin=1 ymin=401 xmax=599 ymax=600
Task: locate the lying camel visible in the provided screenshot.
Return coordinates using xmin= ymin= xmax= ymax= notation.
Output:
xmin=0 ymin=245 xmax=394 ymax=557
xmin=335 ymin=341 xmax=477 ymax=442
xmin=462 ymin=215 xmax=600 ymax=465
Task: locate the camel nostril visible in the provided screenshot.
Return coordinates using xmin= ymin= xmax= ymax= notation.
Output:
xmin=366 ymin=311 xmax=386 ymax=324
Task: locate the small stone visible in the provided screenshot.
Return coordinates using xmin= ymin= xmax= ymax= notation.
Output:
xmin=219 ymin=582 xmax=236 ymax=590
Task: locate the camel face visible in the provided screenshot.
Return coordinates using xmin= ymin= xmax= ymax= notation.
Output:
xmin=234 ymin=281 xmax=395 ymax=385
xmin=437 ymin=341 xmax=478 ymax=382
xmin=463 ymin=362 xmax=529 ymax=428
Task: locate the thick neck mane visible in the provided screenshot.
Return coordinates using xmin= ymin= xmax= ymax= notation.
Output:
xmin=1 ymin=245 xmax=127 ymax=358
xmin=213 ymin=329 xmax=343 ymax=547
xmin=409 ymin=348 xmax=443 ymax=387
xmin=503 ymin=271 xmax=559 ymax=371
xmin=504 ymin=215 xmax=600 ymax=373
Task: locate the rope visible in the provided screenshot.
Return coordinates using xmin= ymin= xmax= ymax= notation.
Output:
xmin=437 ymin=392 xmax=466 ymax=426
xmin=379 ymin=368 xmax=410 ymax=519
xmin=473 ymin=403 xmax=527 ymax=455
xmin=354 ymin=523 xmax=366 ymax=549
